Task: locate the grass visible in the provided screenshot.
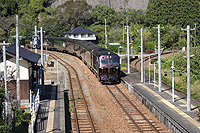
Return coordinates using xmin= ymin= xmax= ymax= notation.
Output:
xmin=121 ymin=62 xmax=127 ymax=70
xmin=147 ymin=51 xmax=200 ymax=102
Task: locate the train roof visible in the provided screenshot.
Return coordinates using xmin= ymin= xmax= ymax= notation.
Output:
xmin=46 ymin=37 xmax=118 ymax=57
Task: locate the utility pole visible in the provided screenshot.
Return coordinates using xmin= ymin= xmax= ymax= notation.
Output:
xmin=153 ymin=25 xmax=164 ymax=92
xmin=181 ymin=25 xmax=195 ymax=111
xmin=0 ymin=41 xmax=10 ymax=124
xmin=16 ymin=15 xmax=20 ymax=106
xmin=125 ymin=20 xmax=130 ymax=73
xmin=105 ymin=19 xmax=108 ymax=49
xmin=127 ymin=25 xmax=130 ymax=73
xmin=137 ymin=28 xmax=146 ymax=82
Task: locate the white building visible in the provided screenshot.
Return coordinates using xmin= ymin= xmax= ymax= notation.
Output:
xmin=0 ymin=44 xmax=40 ymax=105
xmin=64 ymin=27 xmax=96 ymax=41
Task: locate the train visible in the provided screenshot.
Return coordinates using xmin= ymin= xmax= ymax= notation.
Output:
xmin=44 ymin=37 xmax=121 ymax=84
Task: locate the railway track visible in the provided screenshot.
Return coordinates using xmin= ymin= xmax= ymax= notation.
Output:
xmin=49 ymin=51 xmax=98 ymax=133
xmin=105 ymin=84 xmax=159 ymax=132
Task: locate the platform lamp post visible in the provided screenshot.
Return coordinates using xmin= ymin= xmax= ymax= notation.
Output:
xmin=153 ymin=25 xmax=164 ymax=92
xmin=181 ymin=25 xmax=195 ymax=111
xmin=118 ymin=46 xmax=123 ymax=56
xmin=0 ymin=41 xmax=10 ymax=124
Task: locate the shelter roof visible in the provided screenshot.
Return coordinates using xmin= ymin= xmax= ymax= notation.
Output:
xmin=6 ymin=44 xmax=40 ymax=64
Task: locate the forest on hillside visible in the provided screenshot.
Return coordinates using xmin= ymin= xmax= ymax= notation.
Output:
xmin=1 ymin=0 xmax=200 ymax=50
xmin=0 ymin=1 xmax=200 ymax=100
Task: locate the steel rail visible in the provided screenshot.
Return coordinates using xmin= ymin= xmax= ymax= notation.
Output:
xmin=105 ymin=85 xmax=143 ymax=132
xmin=49 ymin=52 xmax=96 ymax=133
xmin=114 ymin=85 xmax=159 ymax=132
xmin=49 ymin=53 xmax=80 ymax=132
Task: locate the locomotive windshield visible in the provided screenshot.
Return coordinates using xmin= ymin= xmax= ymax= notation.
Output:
xmin=100 ymin=59 xmax=108 ymax=65
xmin=110 ymin=57 xmax=120 ymax=65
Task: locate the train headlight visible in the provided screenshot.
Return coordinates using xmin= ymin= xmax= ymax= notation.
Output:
xmin=116 ymin=67 xmax=118 ymax=69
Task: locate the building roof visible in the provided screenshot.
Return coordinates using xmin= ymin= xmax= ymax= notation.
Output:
xmin=63 ymin=27 xmax=96 ymax=34
xmin=6 ymin=44 xmax=41 ymax=64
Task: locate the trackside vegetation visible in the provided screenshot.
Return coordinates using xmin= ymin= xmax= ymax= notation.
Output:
xmin=1 ymin=0 xmax=200 ymax=131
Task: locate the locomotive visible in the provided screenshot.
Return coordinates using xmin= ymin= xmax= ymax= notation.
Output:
xmin=45 ymin=37 xmax=121 ymax=84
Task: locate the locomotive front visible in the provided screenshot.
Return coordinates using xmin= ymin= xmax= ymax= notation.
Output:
xmin=98 ymin=52 xmax=120 ymax=84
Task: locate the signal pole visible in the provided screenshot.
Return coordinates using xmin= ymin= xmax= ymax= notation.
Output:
xmin=39 ymin=27 xmax=45 ymax=95
xmin=181 ymin=25 xmax=195 ymax=111
xmin=34 ymin=26 xmax=38 ymax=53
xmin=153 ymin=25 xmax=164 ymax=92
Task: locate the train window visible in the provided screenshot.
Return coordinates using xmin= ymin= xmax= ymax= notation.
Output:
xmin=110 ymin=57 xmax=119 ymax=64
xmin=100 ymin=59 xmax=108 ymax=65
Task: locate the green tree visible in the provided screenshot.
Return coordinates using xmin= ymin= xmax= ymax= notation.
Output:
xmin=91 ymin=5 xmax=117 ymax=26
xmin=0 ymin=0 xmax=18 ymax=17
xmin=42 ymin=0 xmax=92 ymax=37
xmin=161 ymin=24 xmax=180 ymax=50
xmin=88 ymin=24 xmax=105 ymax=44
xmin=18 ymin=0 xmax=48 ymax=36
xmin=56 ymin=0 xmax=92 ymax=29
xmin=118 ymin=8 xmax=145 ymax=25
xmin=145 ymin=0 xmax=200 ymax=27
xmin=0 ymin=16 xmax=16 ymax=42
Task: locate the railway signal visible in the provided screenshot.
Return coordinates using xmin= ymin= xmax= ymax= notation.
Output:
xmin=132 ymin=36 xmax=134 ymax=40
xmin=164 ymin=60 xmax=182 ymax=102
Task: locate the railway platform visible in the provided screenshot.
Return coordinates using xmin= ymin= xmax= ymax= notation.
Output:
xmin=121 ymin=67 xmax=200 ymax=132
xmin=34 ymin=82 xmax=66 ymax=133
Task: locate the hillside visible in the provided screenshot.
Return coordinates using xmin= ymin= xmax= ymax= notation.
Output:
xmin=50 ymin=0 xmax=148 ymax=11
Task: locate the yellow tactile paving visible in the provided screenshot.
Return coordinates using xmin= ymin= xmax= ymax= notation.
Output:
xmin=137 ymin=83 xmax=200 ymax=129
xmin=46 ymin=100 xmax=55 ymax=132
xmin=150 ymin=83 xmax=196 ymax=109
